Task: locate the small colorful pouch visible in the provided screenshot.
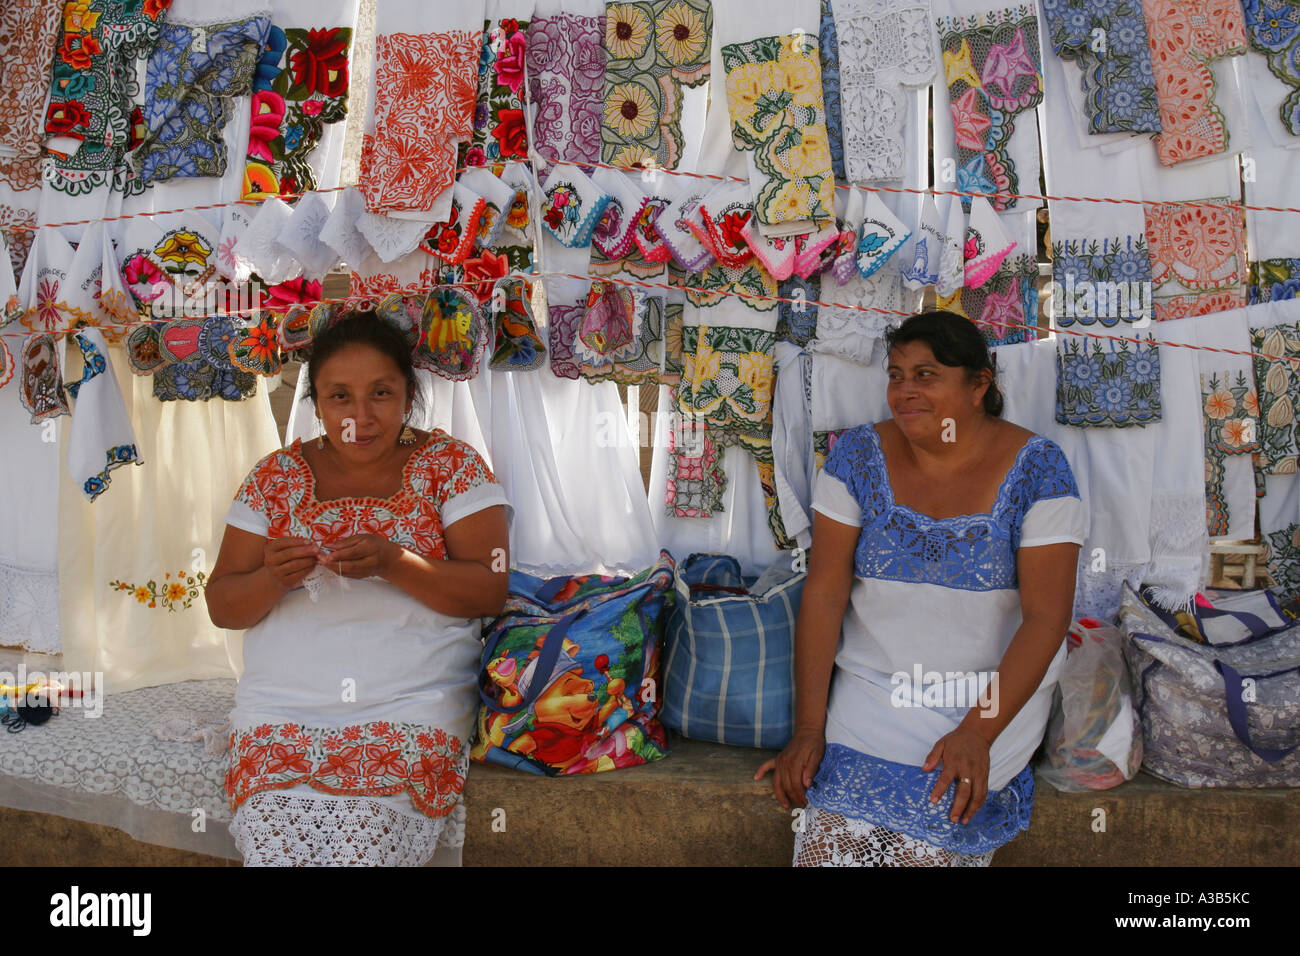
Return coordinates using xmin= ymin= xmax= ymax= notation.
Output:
xmin=157 ymin=319 xmax=205 ymax=365
xmin=694 ymin=180 xmax=755 ymax=269
xmin=856 ymin=193 xmax=911 ymax=279
xmin=936 ymin=194 xmax=966 ymax=297
xmin=633 ymin=196 xmax=674 ymax=263
xmin=308 ymin=301 xmax=342 ymax=341
xmin=420 ymin=183 xmax=488 ymax=266
xmin=19 ymin=333 xmax=69 ymax=423
xmin=489 ymin=276 xmax=547 ymax=372
xmin=418 ymin=286 xmax=487 ymax=381
xmin=198 ymin=316 xmax=241 ymax=372
xmin=578 ymin=279 xmax=640 ymax=361
xmin=741 ymin=216 xmax=797 ymax=280
xmin=278 ymin=304 xmax=314 ymax=351
xmin=125 ymin=323 xmax=168 ymax=375
xmin=658 ymin=187 xmax=715 ymax=273
xmin=229 ymin=313 xmax=281 ymax=376
xmin=539 ymin=164 xmax=612 ymax=249
xmin=964 ymin=195 xmax=1016 ymax=289
xmin=373 ymin=293 xmax=424 ymax=353
xmin=793 ymin=222 xmax=840 ymax=279
xmin=591 ymin=166 xmax=651 ymax=260
xmin=460 ymin=167 xmax=517 ymax=251
xmin=900 ymin=195 xmax=942 ymax=290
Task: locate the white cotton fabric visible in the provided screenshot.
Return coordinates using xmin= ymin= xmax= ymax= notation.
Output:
xmin=0 ymin=335 xmax=61 ymax=654
xmin=1243 ymin=69 xmax=1300 ymax=262
xmin=772 ymin=342 xmax=815 ymax=549
xmin=56 ymin=345 xmax=281 ymax=692
xmin=65 ymin=328 xmax=141 ymax=502
xmin=278 ymin=191 xmax=341 ymax=278
xmin=811 ymin=468 xmax=1083 ymax=791
xmin=319 ymin=186 xmax=374 ymax=269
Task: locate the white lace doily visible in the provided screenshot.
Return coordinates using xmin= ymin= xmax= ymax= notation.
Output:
xmin=0 ymin=561 xmax=61 ymax=655
xmin=793 ymin=806 xmax=995 ymax=867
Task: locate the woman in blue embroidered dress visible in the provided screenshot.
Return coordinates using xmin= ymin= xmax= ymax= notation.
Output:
xmin=757 ymin=311 xmax=1084 ymax=866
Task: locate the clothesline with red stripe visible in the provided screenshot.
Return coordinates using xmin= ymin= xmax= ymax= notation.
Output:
xmin=4 ymin=267 xmax=1295 ymax=368
xmin=5 ymin=154 xmax=1287 ymax=236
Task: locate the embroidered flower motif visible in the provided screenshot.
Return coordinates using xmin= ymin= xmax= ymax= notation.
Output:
xmin=656 ymin=2 xmax=707 ymax=65
xmin=494 ymin=29 xmax=528 ymax=94
xmin=490 ymin=108 xmax=528 ymax=159
xmin=604 ymin=82 xmax=657 ymax=139
xmin=110 ymin=571 xmax=208 ymax=612
xmin=57 ymin=32 xmax=102 ymax=72
xmin=606 ymin=3 xmax=652 ymax=60
xmin=289 ymin=27 xmax=350 ymax=98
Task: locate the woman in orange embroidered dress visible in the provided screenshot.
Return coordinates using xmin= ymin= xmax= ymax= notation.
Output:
xmin=205 ymin=312 xmax=511 ymax=866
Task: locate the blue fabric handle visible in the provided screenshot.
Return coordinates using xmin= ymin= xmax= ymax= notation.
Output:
xmin=478 ymin=610 xmax=580 ymax=715
xmin=1217 ymin=661 xmax=1300 ymax=763
xmin=533 ymin=576 xmax=575 ymax=605
xmin=1197 ymin=606 xmax=1276 ymax=640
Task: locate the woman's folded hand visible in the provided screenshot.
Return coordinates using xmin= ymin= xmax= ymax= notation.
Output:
xmin=755 ymin=728 xmax=826 ymax=810
xmin=263 ymin=536 xmax=319 ymax=592
xmin=319 ymin=534 xmax=401 ymax=579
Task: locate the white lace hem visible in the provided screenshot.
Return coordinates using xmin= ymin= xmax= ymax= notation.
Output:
xmin=793 ymin=806 xmax=995 ymax=867
xmin=231 ymin=789 xmax=466 ymax=867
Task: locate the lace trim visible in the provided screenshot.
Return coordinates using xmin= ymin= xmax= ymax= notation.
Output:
xmin=805 ymin=744 xmax=1034 ymax=854
xmin=808 ymin=269 xmax=898 ymax=364
xmin=1201 ymin=369 xmax=1260 ymax=536
xmin=132 ymin=17 xmax=269 ymax=186
xmin=227 ymin=721 xmax=467 ymax=820
xmin=1042 ymin=0 xmax=1160 ymax=134
xmin=1243 ymin=0 xmax=1300 ymax=135
xmin=231 ymin=790 xmax=462 ymax=866
xmin=1052 ymin=235 xmax=1153 ymax=327
xmin=0 ymin=560 xmax=61 ymax=655
xmin=835 ymin=0 xmax=938 ymax=183
xmin=794 ymin=806 xmax=996 ymax=866
xmin=1146 ymin=0 xmax=1247 ymax=166
xmin=1056 ymin=335 xmax=1162 ymax=427
xmin=722 ymin=34 xmax=836 ymax=230
xmin=526 ymin=12 xmax=605 ymax=164
xmin=1146 ymin=491 xmax=1210 ymax=610
xmin=600 ymin=0 xmax=712 ymax=171
xmin=1074 ymin=560 xmax=1148 ymax=623
xmin=937 ymin=5 xmax=1043 ymax=211
xmin=0 ymin=0 xmax=64 ymax=157
xmin=1145 ymin=199 xmax=1247 ymax=322
xmin=824 ymin=423 xmax=1079 ymax=590
xmin=1252 ymin=323 xmax=1300 ymax=473
xmin=819 ymin=0 xmax=847 ymax=183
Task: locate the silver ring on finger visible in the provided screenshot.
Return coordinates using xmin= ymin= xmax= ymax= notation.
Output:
xmin=960 ymin=777 xmax=972 ymax=784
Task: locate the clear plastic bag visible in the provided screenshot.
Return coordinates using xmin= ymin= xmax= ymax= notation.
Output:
xmin=1038 ymin=619 xmax=1143 ymax=792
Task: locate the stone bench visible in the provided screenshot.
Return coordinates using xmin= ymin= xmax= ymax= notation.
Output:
xmin=2 ymin=734 xmax=1295 ymax=866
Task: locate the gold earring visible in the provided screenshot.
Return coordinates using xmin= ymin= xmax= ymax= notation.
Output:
xmin=399 ymin=421 xmax=417 ymax=445
xmin=316 ymin=417 xmax=325 ymax=450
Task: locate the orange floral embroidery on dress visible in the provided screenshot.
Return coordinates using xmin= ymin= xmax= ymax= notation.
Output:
xmin=1145 ymin=199 xmax=1247 ymax=320
xmin=1142 ymin=0 xmax=1247 ymax=166
xmin=233 ymin=428 xmax=499 ymax=558
xmin=359 ymin=31 xmax=481 ymax=214
xmin=226 ymin=720 xmax=467 ymax=818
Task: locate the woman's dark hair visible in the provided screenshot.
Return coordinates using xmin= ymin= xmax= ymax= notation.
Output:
xmin=301 ymin=310 xmax=423 ymax=415
xmin=883 ymin=309 xmax=1004 ymax=417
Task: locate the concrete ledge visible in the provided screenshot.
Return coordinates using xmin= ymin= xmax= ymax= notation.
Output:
xmin=3 ymin=738 xmax=1296 ymax=866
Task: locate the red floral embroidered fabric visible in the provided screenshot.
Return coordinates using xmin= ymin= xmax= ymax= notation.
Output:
xmin=232 ymin=428 xmax=500 ymax=559
xmin=359 ymin=31 xmax=481 ymax=213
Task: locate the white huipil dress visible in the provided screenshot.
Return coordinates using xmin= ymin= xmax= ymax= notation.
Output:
xmin=221 ymin=429 xmax=511 ymax=866
xmin=794 ymin=423 xmax=1085 ymax=867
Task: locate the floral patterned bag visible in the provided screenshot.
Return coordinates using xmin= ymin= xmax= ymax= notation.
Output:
xmin=470 ymin=552 xmax=676 ymax=776
xmin=1117 ymin=584 xmax=1300 ymax=787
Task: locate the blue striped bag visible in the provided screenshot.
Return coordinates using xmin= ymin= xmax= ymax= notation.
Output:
xmin=662 ymin=553 xmax=805 ymax=749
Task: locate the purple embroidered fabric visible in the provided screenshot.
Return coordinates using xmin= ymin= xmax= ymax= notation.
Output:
xmin=548 ymin=301 xmax=584 ymax=379
xmin=527 ymin=13 xmax=606 ymax=164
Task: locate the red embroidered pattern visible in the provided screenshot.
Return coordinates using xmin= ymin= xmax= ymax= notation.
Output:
xmin=1145 ymin=199 xmax=1247 ymax=320
xmin=359 ymin=31 xmax=481 ymax=213
xmin=1143 ymin=0 xmax=1247 ymax=166
xmin=226 ymin=721 xmax=467 ymax=818
xmin=0 ymin=0 xmax=63 ymax=158
xmin=233 ymin=428 xmax=499 ymax=558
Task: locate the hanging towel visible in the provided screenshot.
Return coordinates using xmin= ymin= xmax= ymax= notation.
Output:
xmin=65 ymin=328 xmax=142 ymax=502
